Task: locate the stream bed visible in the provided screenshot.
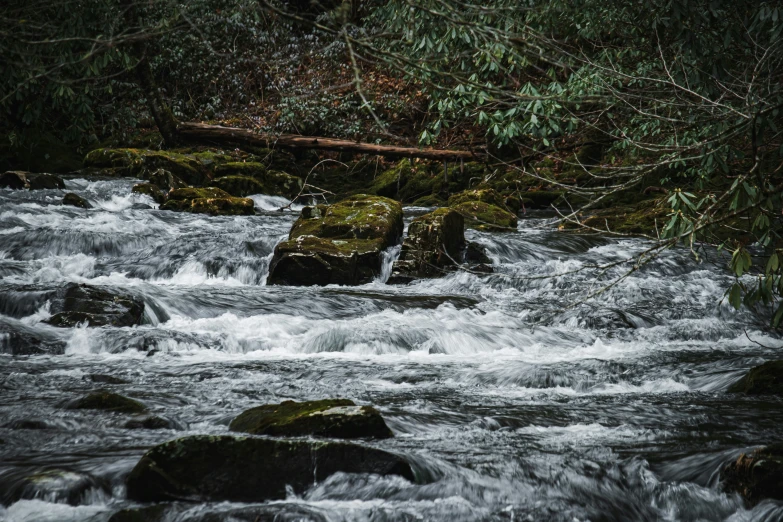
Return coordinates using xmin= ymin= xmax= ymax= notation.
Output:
xmin=1 ymin=178 xmax=782 ymax=521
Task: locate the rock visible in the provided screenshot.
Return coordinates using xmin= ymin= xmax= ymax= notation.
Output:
xmin=66 ymin=391 xmax=146 ymax=413
xmin=722 ymin=444 xmax=783 ymax=504
xmin=144 ymin=168 xmax=186 ymax=192
xmin=44 ymin=283 xmax=145 ymax=328
xmin=451 ymin=201 xmax=518 ymax=231
xmin=0 ymin=320 xmax=67 ymax=355
xmin=124 ymin=415 xmax=178 ymax=430
xmin=389 ymin=208 xmax=465 ymax=280
xmin=62 ymin=192 xmax=92 ymax=208
xmin=229 ymin=399 xmax=393 ymax=439
xmin=126 ymin=435 xmax=414 ymax=502
xmin=4 ymin=419 xmax=50 ymax=430
xmin=267 ymin=195 xmax=404 ymax=286
xmin=0 ymin=469 xmax=107 ymax=506
xmin=83 ymin=148 xmax=206 ymax=185
xmin=728 ymin=361 xmax=783 ymax=395
xmin=465 ymin=242 xmax=492 ymax=264
xmin=447 ymin=189 xmax=510 ymax=211
xmin=27 ymin=173 xmax=65 ymax=190
xmin=108 ymin=505 xmax=176 ymax=522
xmin=131 ymin=183 xmax=165 ymax=204
xmin=213 ymin=163 xmax=302 ymax=198
xmin=0 ymin=170 xmax=28 ymax=189
xmin=161 ymin=187 xmax=255 ymax=216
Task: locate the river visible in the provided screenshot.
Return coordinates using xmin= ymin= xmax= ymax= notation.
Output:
xmin=1 ymin=177 xmax=782 ymax=521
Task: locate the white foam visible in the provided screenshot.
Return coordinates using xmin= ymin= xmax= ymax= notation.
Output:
xmin=250 ymin=194 xmax=304 ymax=211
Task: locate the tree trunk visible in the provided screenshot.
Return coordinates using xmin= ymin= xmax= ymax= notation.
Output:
xmin=177 ymin=122 xmax=479 ymax=161
xmin=122 ymin=1 xmax=180 ymax=148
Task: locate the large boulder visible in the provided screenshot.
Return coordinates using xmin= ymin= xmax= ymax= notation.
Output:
xmin=722 ymin=444 xmax=783 ymax=504
xmin=126 ymin=435 xmax=414 ymax=502
xmin=83 ymin=148 xmax=206 ymax=185
xmin=267 ymin=195 xmax=403 ymax=286
xmin=0 ymin=468 xmax=107 ymax=506
xmin=0 ymin=171 xmax=29 ymax=189
xmin=447 ymin=189 xmax=510 ymax=211
xmin=0 ymin=171 xmax=65 ymax=190
xmin=728 ymin=361 xmax=783 ymax=395
xmin=144 ymin=169 xmax=186 ymax=192
xmin=229 ymin=399 xmax=393 ymax=439
xmin=44 ymin=283 xmax=145 ymax=328
xmin=66 ymin=391 xmax=146 ymax=413
xmin=160 ymin=187 xmax=255 ymax=216
xmin=213 ymin=163 xmax=303 ymax=198
xmin=389 ymin=208 xmax=465 ymax=282
xmin=451 ymin=200 xmax=518 ymax=231
xmin=131 ymin=183 xmax=165 ymax=204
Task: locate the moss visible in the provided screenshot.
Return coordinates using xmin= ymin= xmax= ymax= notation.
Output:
xmin=369 ymin=162 xmax=407 ymax=198
xmin=390 ymin=208 xmax=465 ymax=279
xmin=166 ymin=187 xmax=231 ymax=201
xmin=448 ymin=188 xmax=509 ymax=211
xmin=131 ymin=183 xmax=165 ymax=204
xmin=67 ymin=391 xmax=146 ymax=413
xmin=214 ymin=161 xmax=267 ymax=178
xmin=411 ymin=194 xmax=445 ymax=207
xmin=189 ymin=197 xmax=255 ymax=216
xmin=83 ymin=148 xmax=206 ymax=185
xmin=211 ymin=175 xmax=267 ymax=197
xmin=728 ymin=360 xmax=783 ymax=395
xmin=451 ymin=201 xmax=518 ymax=232
xmin=229 ymin=399 xmax=393 ymax=439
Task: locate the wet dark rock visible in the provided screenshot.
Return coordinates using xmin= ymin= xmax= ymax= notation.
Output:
xmin=0 ymin=468 xmax=107 ymax=506
xmin=126 ymin=435 xmax=414 ymax=502
xmin=465 ymin=242 xmax=492 ymax=264
xmin=87 ymin=374 xmax=129 ymax=384
xmin=108 ymin=504 xmax=177 ymax=522
xmin=161 ymin=187 xmax=255 ymax=216
xmin=4 ymin=419 xmax=51 ymax=430
xmin=27 ymin=173 xmax=65 ymax=190
xmin=389 ymin=208 xmax=465 ymax=281
xmin=0 ymin=170 xmax=28 ymax=189
xmin=213 ymin=164 xmax=302 ymax=198
xmin=44 ymin=283 xmax=144 ymax=328
xmin=451 ymin=200 xmax=518 ymax=231
xmin=131 ymin=203 xmax=152 ymax=210
xmin=722 ymin=444 xmax=783 ymax=504
xmin=144 ymin=168 xmax=186 ymax=192
xmin=66 ymin=391 xmax=146 ymax=413
xmin=131 ymin=183 xmax=165 ymax=204
xmin=0 ymin=320 xmax=67 ymax=355
xmin=267 ymin=195 xmax=404 ymax=286
xmin=728 ymin=361 xmax=783 ymax=395
xmin=62 ymin=192 xmax=92 ymax=208
xmin=229 ymin=399 xmax=393 ymax=439
xmin=125 ymin=415 xmax=180 ymax=430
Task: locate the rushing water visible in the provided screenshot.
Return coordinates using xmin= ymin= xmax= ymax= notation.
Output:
xmin=1 ymin=177 xmax=782 ymax=522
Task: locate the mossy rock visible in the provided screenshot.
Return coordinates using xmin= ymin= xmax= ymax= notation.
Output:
xmin=44 ymin=283 xmax=145 ymax=328
xmin=62 ymin=193 xmax=92 ymax=209
xmin=389 ymin=208 xmax=465 ymax=281
xmin=213 ymin=163 xmax=303 ymax=198
xmin=728 ymin=361 xmax=783 ymax=395
xmin=126 ymin=435 xmax=414 ymax=502
xmin=214 ymin=161 xmax=267 ymax=179
xmin=83 ymin=148 xmax=206 ymax=185
xmin=144 ymin=169 xmax=186 ymax=192
xmin=451 ymin=201 xmax=518 ymax=232
xmin=569 ymin=198 xmax=666 ymax=236
xmin=268 ymin=195 xmax=403 ymax=286
xmin=67 ymin=391 xmax=146 ymax=413
xmin=131 ymin=183 xmax=164 ymax=204
xmin=410 ymin=194 xmax=445 ymax=207
xmin=161 ymin=195 xmax=255 ymax=216
xmin=370 ymin=159 xmax=444 ymax=203
xmin=522 ymin=190 xmax=565 ymax=209
xmin=211 ymin=175 xmax=268 ymax=197
xmin=448 ymin=189 xmax=509 ymax=212
xmin=229 ymin=399 xmax=393 ymax=439
xmin=166 ymin=187 xmax=231 ymax=201
xmin=722 ymin=444 xmax=783 ymax=504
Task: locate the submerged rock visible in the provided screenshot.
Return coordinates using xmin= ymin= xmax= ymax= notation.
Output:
xmin=131 ymin=183 xmax=165 ymax=204
xmin=0 ymin=468 xmax=107 ymax=506
xmin=44 ymin=283 xmax=144 ymax=328
xmin=722 ymin=444 xmax=783 ymax=504
xmin=161 ymin=186 xmax=255 ymax=216
xmin=267 ymin=194 xmax=403 ymax=286
xmin=451 ymin=200 xmax=518 ymax=231
xmin=728 ymin=361 xmax=783 ymax=395
xmin=67 ymin=391 xmax=146 ymax=413
xmin=124 ymin=415 xmax=181 ymax=430
xmin=126 ymin=435 xmax=414 ymax=502
xmin=229 ymin=399 xmax=393 ymax=439
xmin=389 ymin=208 xmax=465 ymax=282
xmin=62 ymin=192 xmax=92 ymax=208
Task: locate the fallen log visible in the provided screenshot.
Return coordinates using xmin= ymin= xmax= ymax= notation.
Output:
xmin=178 ymin=122 xmax=478 ymax=161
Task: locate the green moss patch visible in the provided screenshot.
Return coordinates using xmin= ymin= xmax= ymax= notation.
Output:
xmin=451 ymin=201 xmax=518 ymax=232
